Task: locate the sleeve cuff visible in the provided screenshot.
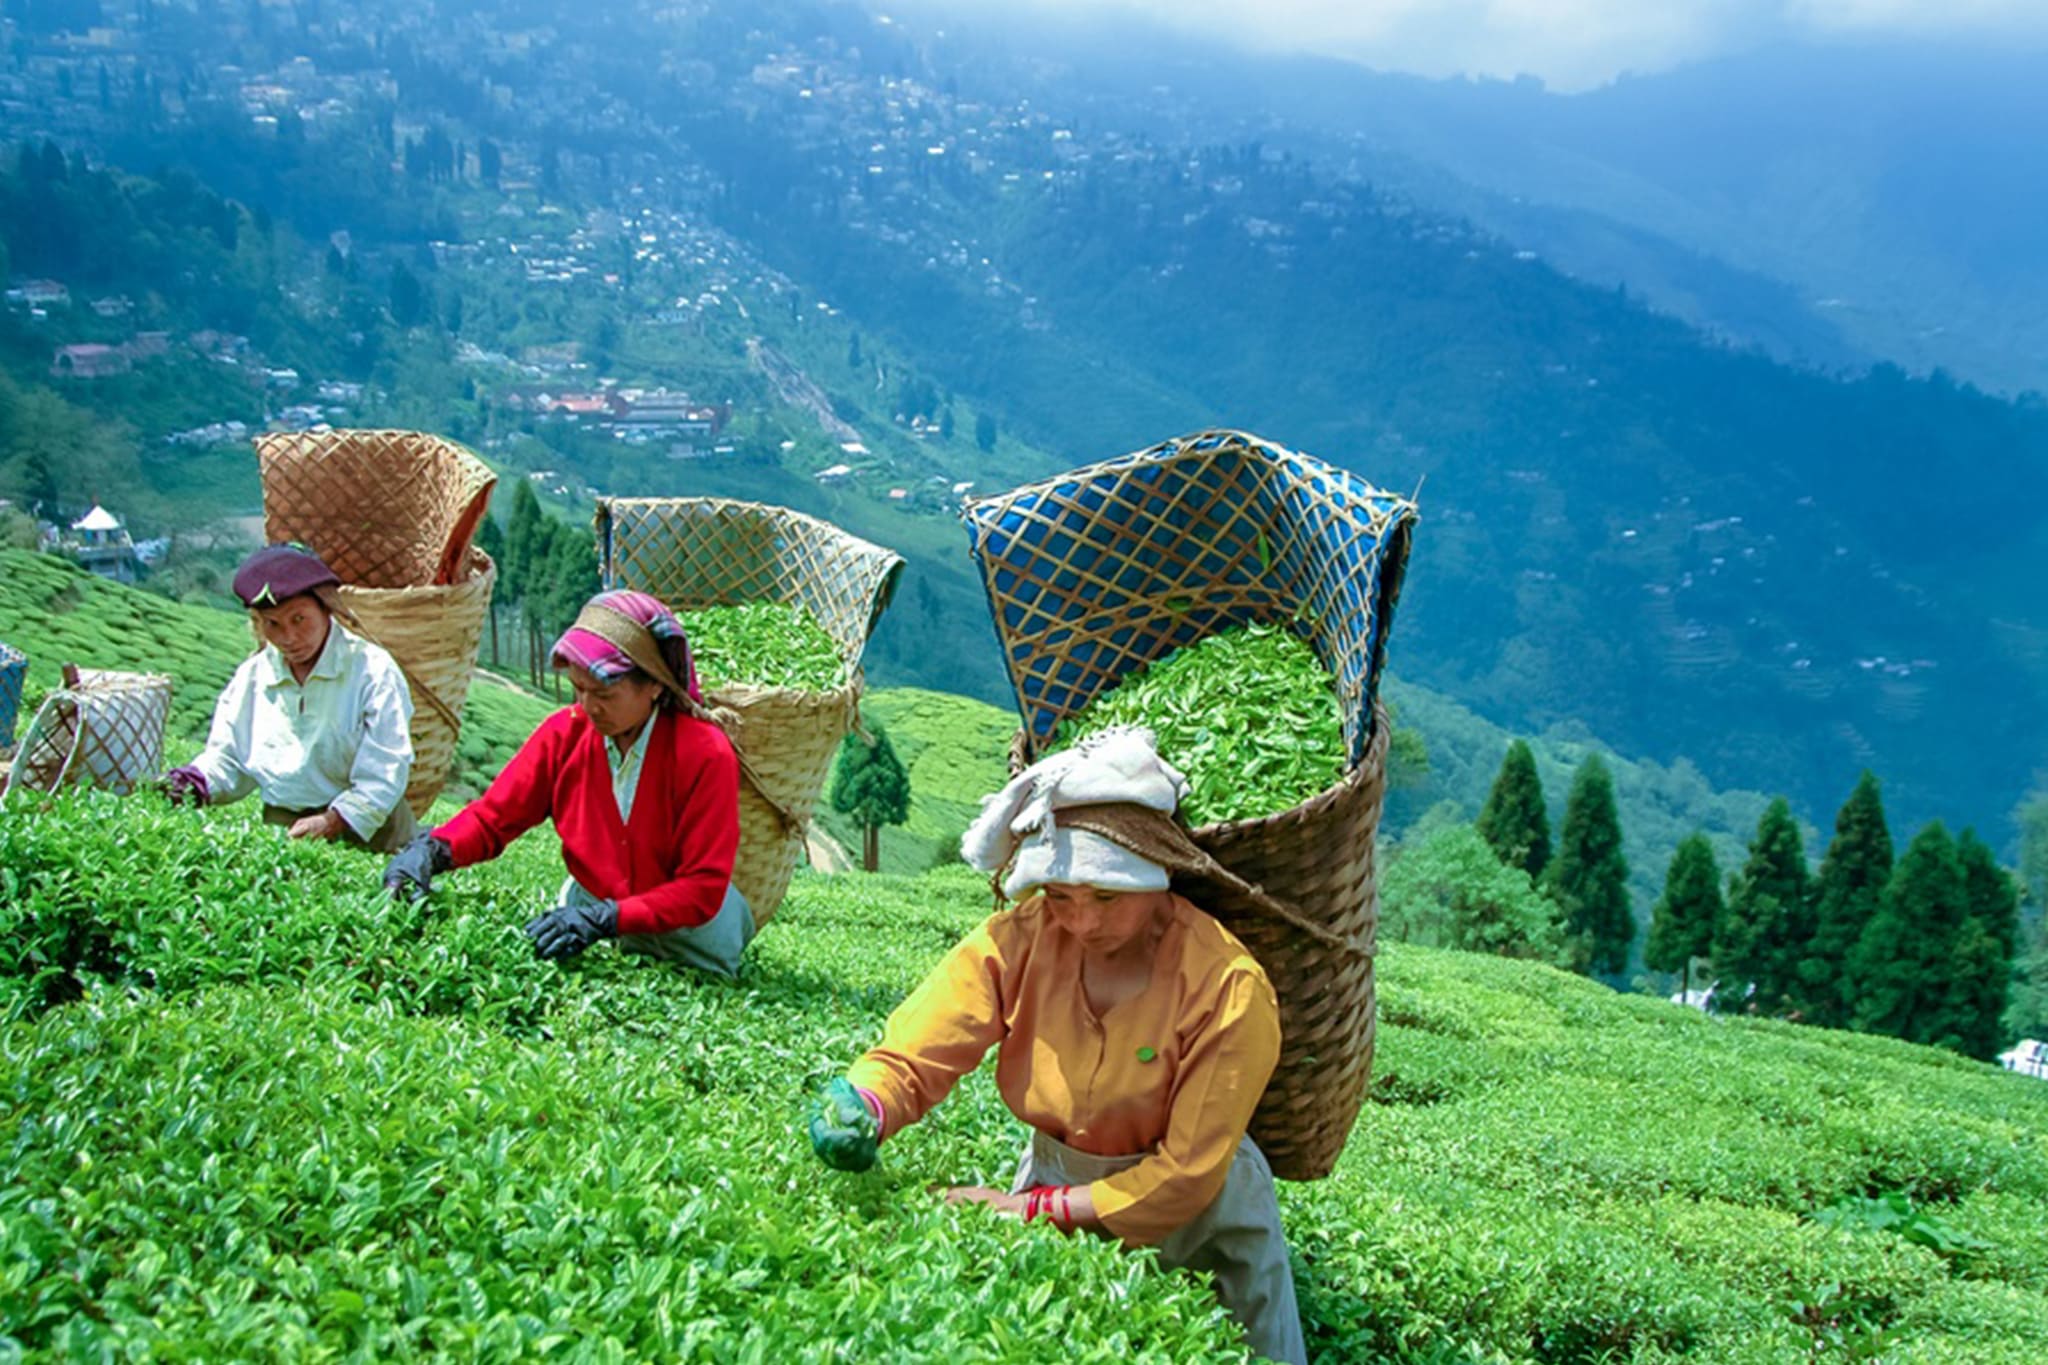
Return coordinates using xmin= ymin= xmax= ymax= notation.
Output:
xmin=844 ymin=1060 xmax=902 ymax=1138
xmin=330 ymin=792 xmax=394 ymax=842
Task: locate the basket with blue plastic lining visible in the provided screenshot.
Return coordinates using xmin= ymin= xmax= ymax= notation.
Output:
xmin=0 ymin=641 xmax=26 ymax=752
xmin=964 ymin=429 xmax=1418 ymax=1179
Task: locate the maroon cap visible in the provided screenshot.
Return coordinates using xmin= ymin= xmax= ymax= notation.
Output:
xmin=233 ymin=544 xmax=340 ymax=608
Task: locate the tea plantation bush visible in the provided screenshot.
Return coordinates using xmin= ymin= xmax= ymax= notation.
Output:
xmin=0 ymin=795 xmax=1242 ymax=1361
xmin=3 ymin=792 xmax=2047 ymax=1361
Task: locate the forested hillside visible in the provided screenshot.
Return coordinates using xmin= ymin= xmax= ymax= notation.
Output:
xmin=3 ymin=0 xmax=2044 ymax=841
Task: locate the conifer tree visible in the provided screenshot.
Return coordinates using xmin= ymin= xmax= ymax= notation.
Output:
xmin=1476 ymin=739 xmax=1550 ymax=881
xmin=1545 ymin=753 xmax=1631 ymax=976
xmin=501 ymin=479 xmax=545 ymax=607
xmin=1646 ymin=833 xmax=1722 ymax=1000
xmin=1851 ymin=821 xmax=1966 ymax=1044
xmin=829 ymin=724 xmax=911 ymax=873
xmin=1940 ymin=830 xmax=2020 ymax=1059
xmin=1803 ymin=772 xmax=1894 ymax=1028
xmin=1713 ymin=798 xmax=1812 ymax=1016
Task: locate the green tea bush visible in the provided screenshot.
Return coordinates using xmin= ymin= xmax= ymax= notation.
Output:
xmin=0 ymin=987 xmax=1240 ymax=1362
xmin=1053 ymin=623 xmax=1344 ymax=825
xmin=682 ymin=602 xmax=843 ymax=691
xmin=1297 ymin=944 xmax=2048 ymax=1362
xmin=4 ymin=791 xmax=2047 ymax=1361
xmin=0 ymin=548 xmax=254 ymax=756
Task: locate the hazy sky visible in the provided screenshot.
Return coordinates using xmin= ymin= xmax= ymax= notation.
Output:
xmin=997 ymin=0 xmax=2048 ymax=91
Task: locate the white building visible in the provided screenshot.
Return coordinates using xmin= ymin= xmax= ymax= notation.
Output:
xmin=1999 ymin=1039 xmax=2048 ymax=1079
xmin=65 ymin=504 xmax=139 ymax=584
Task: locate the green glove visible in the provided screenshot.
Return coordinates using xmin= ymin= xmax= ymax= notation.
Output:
xmin=808 ymin=1077 xmax=880 ymax=1173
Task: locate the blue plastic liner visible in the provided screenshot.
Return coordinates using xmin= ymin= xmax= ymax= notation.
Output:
xmin=0 ymin=641 xmax=25 ymax=751
xmin=963 ymin=430 xmax=1418 ymax=770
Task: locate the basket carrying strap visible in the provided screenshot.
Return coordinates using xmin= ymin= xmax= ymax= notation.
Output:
xmin=678 ymin=695 xmax=801 ymax=834
xmin=318 ymin=593 xmax=464 ymax=733
xmin=1057 ymin=803 xmax=1369 ymax=957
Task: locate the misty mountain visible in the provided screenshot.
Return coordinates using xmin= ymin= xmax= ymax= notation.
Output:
xmin=917 ymin=15 xmax=2048 ymax=396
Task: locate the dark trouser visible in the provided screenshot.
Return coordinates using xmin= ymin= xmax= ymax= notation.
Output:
xmin=264 ymin=801 xmax=418 ymax=855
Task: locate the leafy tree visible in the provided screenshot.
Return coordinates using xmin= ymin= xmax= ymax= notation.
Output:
xmin=1476 ymin=739 xmax=1549 ymax=880
xmin=939 ymin=405 xmax=955 ymax=441
xmin=537 ymin=522 xmax=596 ymax=638
xmin=974 ymin=411 xmax=997 ymax=452
xmin=1381 ymin=823 xmax=1564 ymax=962
xmin=1646 ymin=833 xmax=1721 ymax=1000
xmin=828 ymin=724 xmax=911 ymax=873
xmin=847 ymin=333 xmax=862 ymax=369
xmin=2019 ymin=792 xmax=2048 ymax=913
xmin=1545 ymin=753 xmax=1631 ymax=976
xmin=1804 ymin=772 xmax=1894 ymax=1029
xmin=2006 ymin=916 xmax=2048 ymax=1046
xmin=1852 ymin=822 xmax=1966 ymax=1046
xmin=478 ymin=138 xmax=501 ymax=187
xmin=1714 ymin=798 xmax=1812 ymax=1016
xmin=20 ymin=448 xmax=60 ymax=517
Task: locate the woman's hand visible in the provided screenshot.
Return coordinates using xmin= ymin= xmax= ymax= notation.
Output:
xmin=288 ymin=809 xmax=348 ymax=840
xmin=943 ymin=1186 xmax=1028 ymax=1218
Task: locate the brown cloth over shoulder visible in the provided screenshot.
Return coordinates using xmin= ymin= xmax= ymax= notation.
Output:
xmin=1044 ymin=801 xmax=1364 ymax=956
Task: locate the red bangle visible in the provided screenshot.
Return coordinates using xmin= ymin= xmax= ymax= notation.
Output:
xmin=1058 ymin=1184 xmax=1074 ymax=1232
xmin=1024 ymin=1186 xmax=1045 ymax=1223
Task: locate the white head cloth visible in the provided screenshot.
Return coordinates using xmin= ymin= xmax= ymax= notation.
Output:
xmin=961 ymin=726 xmax=1189 ymax=898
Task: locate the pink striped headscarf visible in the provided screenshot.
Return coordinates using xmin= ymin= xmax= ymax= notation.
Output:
xmin=551 ymin=588 xmax=703 ymax=703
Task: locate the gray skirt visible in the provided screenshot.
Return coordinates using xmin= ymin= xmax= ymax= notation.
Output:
xmin=1010 ymin=1129 xmax=1307 ymax=1365
xmin=560 ymin=875 xmax=755 ymax=979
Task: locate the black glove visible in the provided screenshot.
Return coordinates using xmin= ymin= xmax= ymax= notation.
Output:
xmin=382 ymin=833 xmax=453 ymax=901
xmin=524 ymin=899 xmax=620 ymax=961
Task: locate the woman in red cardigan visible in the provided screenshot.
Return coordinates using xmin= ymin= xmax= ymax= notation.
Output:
xmin=382 ymin=589 xmax=753 ymax=977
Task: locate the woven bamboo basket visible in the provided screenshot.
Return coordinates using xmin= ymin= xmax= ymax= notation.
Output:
xmin=3 ymin=666 xmax=171 ymax=800
xmin=0 ymin=641 xmax=24 ymax=752
xmin=595 ymin=497 xmax=905 ymax=926
xmin=256 ymin=429 xmax=498 ymax=817
xmin=966 ymin=429 xmax=1418 ymax=1180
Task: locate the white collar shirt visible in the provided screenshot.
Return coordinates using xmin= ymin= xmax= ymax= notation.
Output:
xmin=186 ymin=621 xmax=415 ymax=839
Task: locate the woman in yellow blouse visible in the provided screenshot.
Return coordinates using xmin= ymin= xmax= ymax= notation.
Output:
xmin=808 ymin=729 xmax=1306 ymax=1364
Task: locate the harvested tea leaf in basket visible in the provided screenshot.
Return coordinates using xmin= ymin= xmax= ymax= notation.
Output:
xmin=1053 ymin=623 xmax=1344 ymax=826
xmin=681 ymin=602 xmax=844 ymax=692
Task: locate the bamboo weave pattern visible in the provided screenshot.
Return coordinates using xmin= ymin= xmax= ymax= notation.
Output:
xmin=257 ymin=429 xmax=496 ymax=588
xmin=4 ymin=668 xmax=171 ymax=800
xmin=255 ymin=430 xmax=497 ymax=815
xmin=596 ymin=497 xmax=905 ymax=925
xmin=969 ymin=430 xmax=1418 ymax=1179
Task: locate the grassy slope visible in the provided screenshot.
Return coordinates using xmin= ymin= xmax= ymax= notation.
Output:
xmin=2 ymin=795 xmax=2045 ymax=1361
xmin=0 ymin=548 xmax=554 ymax=804
xmin=811 ymin=686 xmax=1017 ymax=875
